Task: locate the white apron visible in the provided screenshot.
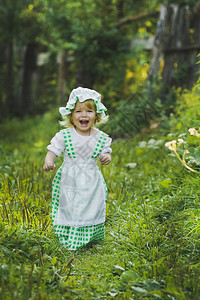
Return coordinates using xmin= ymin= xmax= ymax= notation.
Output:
xmin=51 ymin=128 xmax=109 ymax=228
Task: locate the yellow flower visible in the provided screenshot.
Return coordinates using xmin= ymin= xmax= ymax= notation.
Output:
xmin=28 ymin=4 xmax=34 ymax=10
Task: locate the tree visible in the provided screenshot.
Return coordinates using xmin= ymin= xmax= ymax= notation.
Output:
xmin=0 ymin=0 xmax=46 ymax=117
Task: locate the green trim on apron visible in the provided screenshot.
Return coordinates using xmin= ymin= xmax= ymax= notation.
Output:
xmin=62 ymin=128 xmax=76 ymax=158
xmin=91 ymin=131 xmax=109 ymax=158
xmin=51 ymin=128 xmax=109 ymax=250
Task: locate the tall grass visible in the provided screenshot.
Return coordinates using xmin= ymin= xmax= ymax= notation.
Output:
xmin=1 ymin=108 xmax=200 ymax=299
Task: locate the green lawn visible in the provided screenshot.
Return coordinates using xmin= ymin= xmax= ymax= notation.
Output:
xmin=0 ymin=111 xmax=200 ymax=299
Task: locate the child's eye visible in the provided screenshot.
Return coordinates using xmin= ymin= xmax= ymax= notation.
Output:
xmin=88 ymin=110 xmax=93 ymax=112
xmin=75 ymin=110 xmax=81 ymax=113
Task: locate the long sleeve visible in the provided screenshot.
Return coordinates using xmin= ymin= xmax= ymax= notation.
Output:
xmin=100 ymin=136 xmax=112 ymax=156
xmin=47 ymin=131 xmax=65 ymax=157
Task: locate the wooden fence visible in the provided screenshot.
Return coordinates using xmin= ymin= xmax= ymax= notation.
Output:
xmin=148 ymin=4 xmax=200 ymax=91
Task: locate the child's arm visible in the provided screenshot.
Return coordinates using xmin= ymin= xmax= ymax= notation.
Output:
xmin=99 ymin=153 xmax=111 ymax=165
xmin=43 ymin=151 xmax=57 ymax=171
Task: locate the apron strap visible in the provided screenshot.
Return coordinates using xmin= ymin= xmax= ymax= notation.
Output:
xmin=62 ymin=129 xmax=76 ymax=158
xmin=91 ymin=131 xmax=109 ymax=158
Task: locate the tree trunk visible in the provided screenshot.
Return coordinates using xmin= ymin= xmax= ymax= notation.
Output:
xmin=148 ymin=5 xmax=169 ymax=81
xmin=58 ymin=50 xmax=68 ymax=104
xmin=21 ymin=43 xmax=38 ymax=116
xmin=5 ymin=39 xmax=14 ymax=117
xmin=117 ymin=0 xmax=124 ymax=19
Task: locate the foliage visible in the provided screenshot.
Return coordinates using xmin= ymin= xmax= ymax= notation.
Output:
xmin=1 ymin=3 xmax=200 ymax=297
xmin=1 ymin=0 xmax=199 ymax=120
xmin=0 ymin=0 xmax=50 ymax=116
xmin=165 ymin=81 xmax=200 ymax=172
xmin=1 ymin=90 xmax=200 ymax=298
xmin=0 ymin=0 xmax=160 ymax=118
xmin=99 ymin=86 xmax=163 ymax=138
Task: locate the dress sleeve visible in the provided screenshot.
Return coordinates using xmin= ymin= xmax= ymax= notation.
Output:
xmin=100 ymin=137 xmax=112 ymax=156
xmin=47 ymin=131 xmax=65 ymax=157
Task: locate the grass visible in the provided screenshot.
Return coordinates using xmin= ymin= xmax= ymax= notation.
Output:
xmin=1 ymin=109 xmax=200 ymax=299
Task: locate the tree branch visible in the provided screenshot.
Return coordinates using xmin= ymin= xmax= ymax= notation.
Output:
xmin=115 ymin=11 xmax=159 ymax=28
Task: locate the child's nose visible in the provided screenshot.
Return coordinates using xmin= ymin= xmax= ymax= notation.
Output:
xmin=81 ymin=110 xmax=88 ymax=116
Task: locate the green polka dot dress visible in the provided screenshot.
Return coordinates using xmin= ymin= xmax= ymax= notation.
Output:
xmin=47 ymin=127 xmax=112 ymax=250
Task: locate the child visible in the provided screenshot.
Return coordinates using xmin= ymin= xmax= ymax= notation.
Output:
xmin=43 ymin=87 xmax=112 ymax=250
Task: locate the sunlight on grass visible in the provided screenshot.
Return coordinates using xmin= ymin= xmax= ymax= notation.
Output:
xmin=1 ymin=107 xmax=200 ymax=299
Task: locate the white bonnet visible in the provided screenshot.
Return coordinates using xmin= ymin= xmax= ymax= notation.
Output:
xmin=59 ymin=87 xmax=107 ymax=117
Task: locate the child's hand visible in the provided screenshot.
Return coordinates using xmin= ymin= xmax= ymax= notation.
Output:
xmin=43 ymin=161 xmax=56 ymax=171
xmin=99 ymin=153 xmax=111 ymax=165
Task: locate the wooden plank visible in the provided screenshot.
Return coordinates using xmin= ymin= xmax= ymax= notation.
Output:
xmin=164 ymin=45 xmax=200 ymax=52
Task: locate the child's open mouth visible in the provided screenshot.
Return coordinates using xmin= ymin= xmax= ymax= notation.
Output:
xmin=79 ymin=120 xmax=89 ymax=126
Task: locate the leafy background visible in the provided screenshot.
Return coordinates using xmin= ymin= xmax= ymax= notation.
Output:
xmin=1 ymin=81 xmax=200 ymax=299
xmin=1 ymin=0 xmax=200 ymax=299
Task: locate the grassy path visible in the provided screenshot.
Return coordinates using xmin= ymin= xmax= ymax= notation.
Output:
xmin=0 ymin=112 xmax=200 ymax=299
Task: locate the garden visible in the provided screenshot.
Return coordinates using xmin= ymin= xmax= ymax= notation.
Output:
xmin=1 ymin=1 xmax=200 ymax=299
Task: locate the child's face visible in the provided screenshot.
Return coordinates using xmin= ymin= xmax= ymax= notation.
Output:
xmin=72 ymin=101 xmax=96 ymax=135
